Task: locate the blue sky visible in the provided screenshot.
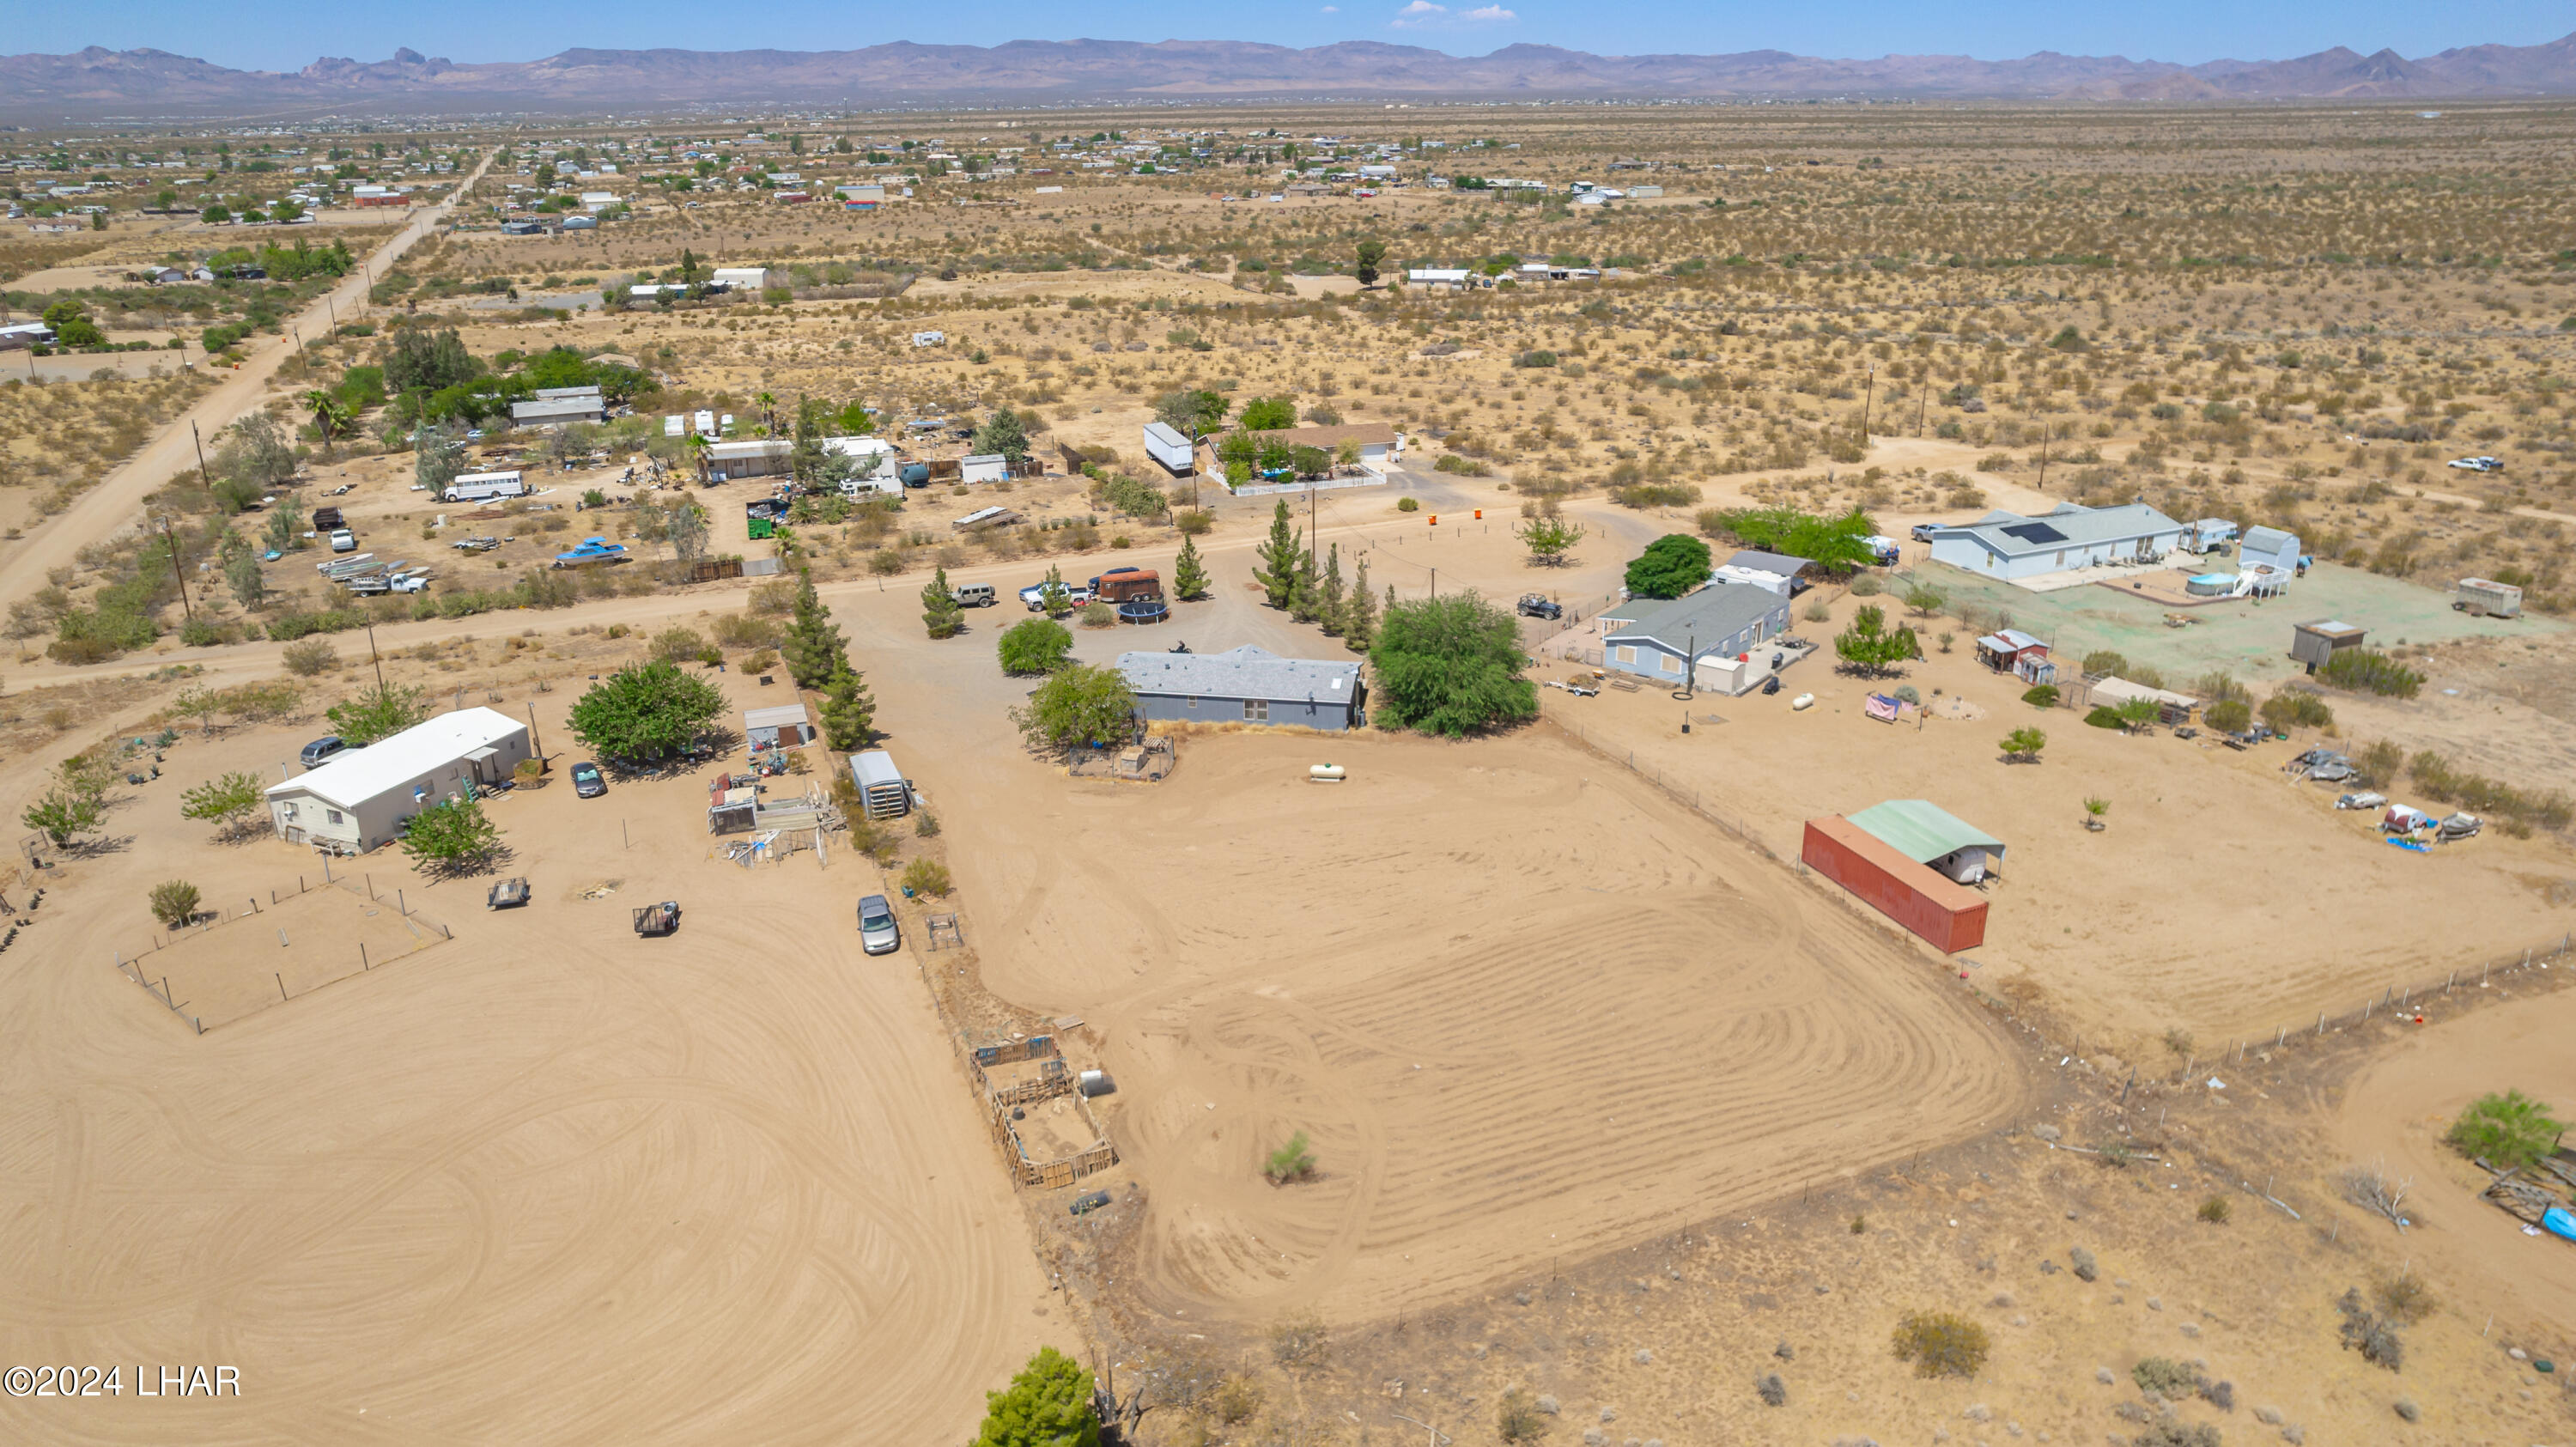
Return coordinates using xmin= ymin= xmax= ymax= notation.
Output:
xmin=8 ymin=0 xmax=2571 ymax=73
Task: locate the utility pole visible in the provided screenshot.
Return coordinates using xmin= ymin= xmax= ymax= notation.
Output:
xmin=191 ymin=418 xmax=212 ymax=489
xmin=1860 ymin=366 xmax=1875 ymax=448
xmin=2036 ymin=424 xmax=2052 ymax=493
xmin=160 ymin=518 xmax=193 ymax=622
xmin=365 ymin=623 xmax=386 ymax=689
xmin=526 ymin=702 xmax=545 ymax=761
xmin=1917 ymin=381 xmax=1928 ymax=436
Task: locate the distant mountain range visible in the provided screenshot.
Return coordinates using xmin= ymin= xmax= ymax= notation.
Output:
xmin=8 ymin=33 xmax=2576 ymax=115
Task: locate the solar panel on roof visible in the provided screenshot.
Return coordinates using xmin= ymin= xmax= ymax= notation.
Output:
xmin=2001 ymin=522 xmax=2068 ymax=544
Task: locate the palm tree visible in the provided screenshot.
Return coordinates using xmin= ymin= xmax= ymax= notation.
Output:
xmin=683 ymin=431 xmax=711 ymax=483
xmin=304 ymin=389 xmax=351 ymax=458
xmin=756 ymin=391 xmax=779 ymax=435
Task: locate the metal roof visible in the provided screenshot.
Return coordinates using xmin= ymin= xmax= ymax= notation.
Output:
xmin=1117 ymin=645 xmax=1358 ymax=702
xmin=263 ymin=708 xmax=526 ymax=811
xmin=1722 ymin=549 xmax=1811 ymax=575
xmin=2240 ymin=525 xmax=2299 ymax=554
xmin=1933 ymin=502 xmax=2182 ymax=556
xmin=1846 ymin=799 xmax=2005 ymax=865
xmin=742 ymin=703 xmax=811 ymax=730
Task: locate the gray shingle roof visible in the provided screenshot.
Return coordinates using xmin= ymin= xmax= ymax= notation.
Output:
xmin=1117 ymin=645 xmax=1359 ymax=702
xmin=1932 ymin=502 xmax=2182 ymax=556
xmin=1604 ymin=585 xmax=1787 ymax=653
xmin=1724 ymin=549 xmax=1811 ymax=575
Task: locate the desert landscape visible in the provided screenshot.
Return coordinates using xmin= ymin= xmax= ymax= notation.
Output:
xmin=3 ymin=58 xmax=2575 ymax=1447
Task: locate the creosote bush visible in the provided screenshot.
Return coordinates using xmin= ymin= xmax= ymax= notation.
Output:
xmin=1890 ymin=1310 xmax=1990 ymax=1379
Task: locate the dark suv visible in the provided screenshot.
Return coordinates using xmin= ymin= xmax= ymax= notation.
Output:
xmin=1516 ymin=594 xmax=1564 ymax=620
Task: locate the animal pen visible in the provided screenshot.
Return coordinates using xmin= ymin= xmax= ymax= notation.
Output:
xmin=969 ymin=1030 xmax=1116 ymax=1188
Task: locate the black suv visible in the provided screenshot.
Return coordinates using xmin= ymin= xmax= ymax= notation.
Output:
xmin=1516 ymin=594 xmax=1564 ymax=620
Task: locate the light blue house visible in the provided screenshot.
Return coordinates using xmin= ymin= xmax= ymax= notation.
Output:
xmin=1600 ymin=584 xmax=1795 ymax=695
xmin=1927 ymin=502 xmax=2187 ymax=582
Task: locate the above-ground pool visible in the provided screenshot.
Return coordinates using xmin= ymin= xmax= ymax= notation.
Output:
xmin=2185 ymin=573 xmax=2237 ymax=597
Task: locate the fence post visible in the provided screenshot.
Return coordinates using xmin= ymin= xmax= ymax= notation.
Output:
xmin=276 ymin=973 xmax=288 ymax=1001
xmin=361 ymin=942 xmax=368 ymax=970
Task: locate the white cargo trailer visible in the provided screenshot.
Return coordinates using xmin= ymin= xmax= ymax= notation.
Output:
xmin=1143 ymin=421 xmax=1196 ymax=476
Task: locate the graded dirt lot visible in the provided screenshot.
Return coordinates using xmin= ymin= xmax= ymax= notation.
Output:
xmin=0 ymin=678 xmax=1054 ymax=1446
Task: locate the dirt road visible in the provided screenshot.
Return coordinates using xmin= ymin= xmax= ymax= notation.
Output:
xmin=0 ymin=153 xmax=492 ymax=623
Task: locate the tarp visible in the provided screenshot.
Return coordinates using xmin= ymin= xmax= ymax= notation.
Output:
xmin=2545 ymin=1207 xmax=2576 ymax=1243
xmin=1863 ymin=694 xmax=1903 ymax=723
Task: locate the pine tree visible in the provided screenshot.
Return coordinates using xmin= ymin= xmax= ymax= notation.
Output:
xmin=1039 ymin=562 xmax=1072 ymax=618
xmin=922 ymin=567 xmax=965 ymax=639
xmin=1343 ymin=556 xmax=1378 ymax=652
xmin=779 ymin=568 xmax=847 ymax=689
xmin=817 ymin=658 xmax=876 ymax=751
xmin=1287 ymin=543 xmax=1321 ymax=623
xmin=1171 ymin=534 xmax=1210 ymax=600
xmin=1317 ymin=542 xmax=1346 ymax=635
xmin=1252 ymin=499 xmax=1303 ymax=609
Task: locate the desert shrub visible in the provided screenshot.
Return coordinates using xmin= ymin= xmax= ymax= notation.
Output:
xmin=2194 ymin=670 xmax=2251 ymax=706
xmin=2375 ymin=1271 xmax=2436 ymax=1325
xmin=2201 ymin=1378 xmax=2235 ymax=1411
xmin=1609 ymin=482 xmax=1702 ymax=508
xmin=1394 ymin=496 xmax=1419 ymax=512
xmin=1264 ymin=1130 xmax=1317 ymax=1183
xmin=2069 ymin=1246 xmax=2098 ymax=1282
xmin=1754 ymin=1372 xmax=1787 ymax=1407
xmin=265 ymin=607 xmax=366 ymax=641
xmin=1434 ymin=453 xmax=1491 ymax=477
xmin=1212 ymin=1375 xmax=1265 ymax=1426
xmin=2083 ymin=705 xmax=2125 ymax=729
xmin=2022 ymin=684 xmax=2059 ymax=708
xmin=900 ymin=858 xmax=952 ymax=897
xmin=2197 ymin=1195 xmax=2233 ymax=1225
xmin=2445 ymin=1088 xmax=2561 ymax=1168
xmin=2080 ymin=649 xmax=2129 ymax=678
xmin=2407 ymin=754 xmax=2574 ymax=834
xmin=2261 ymin=687 xmax=2335 ymax=730
xmin=1848 ymin=573 xmax=1881 ymax=597
xmin=148 ymin=879 xmax=202 ymax=929
xmin=2354 ymin=739 xmax=2405 ymax=788
xmin=2134 ymin=1357 xmax=2197 ymax=1395
xmin=650 ymin=625 xmax=708 ymax=664
xmin=2130 ymin=1423 xmax=2221 ymax=1447
xmin=281 ymin=636 xmax=340 ymax=677
xmin=2336 ymin=1287 xmax=2404 ymax=1371
xmin=2318 ymin=648 xmax=2423 ymax=698
xmin=1269 ymin=1311 xmax=1328 ymax=1371
xmin=1890 ymin=1310 xmax=1990 ymax=1379
xmin=2204 ymin=698 xmax=2253 ymax=733
xmin=1077 ymin=601 xmax=1116 ymax=629
xmin=1497 ymin=1387 xmax=1550 ymax=1440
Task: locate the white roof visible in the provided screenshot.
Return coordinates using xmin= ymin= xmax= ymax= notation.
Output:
xmin=823 ymin=435 xmax=895 ymax=457
xmin=265 ymin=708 xmax=526 ymax=810
xmin=961 ymin=453 xmax=1005 ymax=466
xmin=1143 ymin=421 xmax=1189 ymax=448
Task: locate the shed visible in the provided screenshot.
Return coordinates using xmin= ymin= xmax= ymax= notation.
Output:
xmin=2291 ymin=619 xmax=2366 ymax=672
xmin=705 ymin=439 xmax=792 ymax=478
xmin=2239 ymin=525 xmax=2303 ymax=579
xmin=849 ymin=750 xmax=910 ymax=818
xmin=710 ymin=266 xmax=769 ymax=292
xmin=2087 ymin=675 xmax=2201 ymax=724
xmin=1117 ymin=646 xmax=1364 ymax=730
xmin=263 ymin=708 xmax=531 ymax=854
xmin=959 ymin=453 xmax=1009 ymax=484
xmin=510 ymin=395 xmax=606 ymax=428
xmin=1845 ymin=799 xmax=2006 ymax=885
xmin=744 ymin=703 xmax=815 ymax=751
xmin=1974 ymin=629 xmax=2054 ymax=684
xmin=1801 ymin=815 xmax=1989 ymax=953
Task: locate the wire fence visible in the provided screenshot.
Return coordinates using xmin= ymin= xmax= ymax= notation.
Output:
xmin=1543 ymin=715 xmax=1778 ymax=861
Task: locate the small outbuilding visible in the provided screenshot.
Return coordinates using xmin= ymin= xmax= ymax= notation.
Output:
xmin=1844 ymin=799 xmax=2007 ymax=885
xmin=1117 ymin=645 xmax=1364 ymax=730
xmin=959 ymin=453 xmax=1009 ymax=484
xmin=510 ymin=395 xmax=607 ymax=428
xmin=1973 ymin=629 xmax=2054 ymax=684
xmin=743 ymin=703 xmax=816 ymax=751
xmin=1801 ymin=809 xmax=1992 ymax=953
xmin=2291 ymin=619 xmax=2366 ymax=672
xmin=263 ymin=708 xmax=531 ymax=854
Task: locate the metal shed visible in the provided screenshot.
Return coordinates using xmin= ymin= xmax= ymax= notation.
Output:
xmin=850 ymin=750 xmax=910 ymax=818
xmin=744 ymin=703 xmax=815 ymax=751
xmin=1845 ymin=799 xmax=2007 ymax=885
xmin=1801 ymin=816 xmax=1990 ymax=953
xmin=2291 ymin=619 xmax=2366 ymax=672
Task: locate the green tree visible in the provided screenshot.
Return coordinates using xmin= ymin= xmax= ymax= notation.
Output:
xmin=817 ymin=658 xmax=877 ymax=751
xmin=998 ymin=617 xmax=1076 ymax=675
xmin=778 ymin=568 xmax=848 ymax=689
xmin=1624 ymin=533 xmax=1712 ymax=599
xmin=1833 ymin=605 xmax=1918 ymax=677
xmin=970 ymin=1347 xmax=1099 ymax=1447
xmin=2204 ymin=698 xmax=2254 ymax=734
xmin=1238 ymin=396 xmax=1298 ymax=430
xmin=1153 ymin=388 xmax=1226 ymax=435
xmin=1354 ymin=237 xmax=1387 ymax=287
xmin=1265 ymin=1131 xmax=1318 ymax=1183
xmin=221 ymin=531 xmax=265 ymax=609
xmin=1170 ymin=538 xmax=1210 ymax=601
xmin=179 ymin=770 xmax=264 ymax=836
xmin=1370 ymin=592 xmax=1539 ymax=738
xmin=1902 ymin=582 xmax=1947 ymax=618
xmin=1010 ymin=663 xmax=1138 ymax=751
xmin=788 ymin=395 xmax=829 ymax=483
xmin=1516 ymin=513 xmax=1585 ymax=565
xmin=399 ymin=797 xmax=503 ymax=875
xmin=971 ymin=407 xmax=1031 ymax=465
xmin=217 ymin=410 xmax=298 ymax=491
xmin=21 ymin=790 xmax=104 ymax=847
xmin=567 ymin=660 xmax=728 ymax=761
xmin=1713 ymin=505 xmax=1882 ymax=573
xmin=325 ymin=682 xmax=428 ymax=746
xmin=264 ymin=490 xmax=306 ymax=554
xmin=1999 ymin=727 xmax=2047 ymax=763
xmin=149 ymin=880 xmax=204 ymax=930
xmin=922 ymin=568 xmax=965 ymax=640
xmin=2447 ymin=1089 xmax=2562 ymax=1169
xmin=385 ymin=327 xmax=479 ymax=396
xmin=1316 ymin=543 xmax=1347 ymax=635
xmin=1343 ymin=557 xmax=1377 ymax=652
xmin=1252 ymin=500 xmax=1305 ymax=610
xmin=304 ymin=389 xmax=352 ymax=455
xmin=1038 ymin=563 xmax=1073 ymax=618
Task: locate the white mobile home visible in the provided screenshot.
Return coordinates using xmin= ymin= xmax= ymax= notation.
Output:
xmin=710 ymin=266 xmax=769 ymax=293
xmin=1926 ymin=502 xmax=2186 ymax=583
xmin=264 ymin=708 xmax=531 ymax=854
xmin=959 ymin=453 xmax=1009 ymax=484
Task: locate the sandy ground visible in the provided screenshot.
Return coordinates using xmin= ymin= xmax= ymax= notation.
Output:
xmin=2335 ymin=982 xmax=2576 ymax=1334
xmin=0 ymin=672 xmax=1056 ymax=1445
xmin=1534 ymin=585 xmax=2576 ymax=1062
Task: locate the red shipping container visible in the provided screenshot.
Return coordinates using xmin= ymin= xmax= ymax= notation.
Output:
xmin=1801 ymin=816 xmax=1988 ymax=953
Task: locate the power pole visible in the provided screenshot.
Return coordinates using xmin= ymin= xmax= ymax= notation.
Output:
xmin=160 ymin=518 xmax=193 ymax=622
xmin=1917 ymin=381 xmax=1928 ymax=436
xmin=2036 ymin=424 xmax=2052 ymax=493
xmin=526 ymin=702 xmax=545 ymax=761
xmin=365 ymin=623 xmax=386 ymax=689
xmin=1860 ymin=366 xmax=1875 ymax=447
xmin=191 ymin=418 xmax=212 ymax=489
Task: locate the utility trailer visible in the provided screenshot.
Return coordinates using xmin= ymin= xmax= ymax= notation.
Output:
xmin=632 ymin=900 xmax=681 ymax=936
xmin=2454 ymin=577 xmax=2523 ymax=619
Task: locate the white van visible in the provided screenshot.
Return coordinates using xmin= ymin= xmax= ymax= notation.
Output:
xmin=951 ymin=583 xmax=997 ymax=608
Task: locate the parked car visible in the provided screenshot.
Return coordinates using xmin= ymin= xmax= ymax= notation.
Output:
xmin=1069 ymin=1189 xmax=1113 ymax=1216
xmin=1516 ymin=593 xmax=1563 ymax=620
xmin=329 ymin=528 xmax=357 ymax=552
xmin=951 ymin=582 xmax=998 ymax=607
xmin=1911 ymin=522 xmax=1941 ymax=542
xmin=857 ymin=893 xmax=900 ymax=955
xmin=299 ymin=735 xmax=347 ymax=768
xmin=570 ymin=761 xmax=606 ymax=799
xmin=1063 ymin=587 xmax=1096 ymax=608
xmin=2446 ymin=456 xmax=2504 ymax=472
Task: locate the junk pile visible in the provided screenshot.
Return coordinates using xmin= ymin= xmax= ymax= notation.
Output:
xmin=2481 ymin=1152 xmax=2576 ymax=1243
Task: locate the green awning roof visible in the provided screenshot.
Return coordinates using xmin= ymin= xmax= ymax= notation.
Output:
xmin=1846 ymin=799 xmax=2004 ymax=863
